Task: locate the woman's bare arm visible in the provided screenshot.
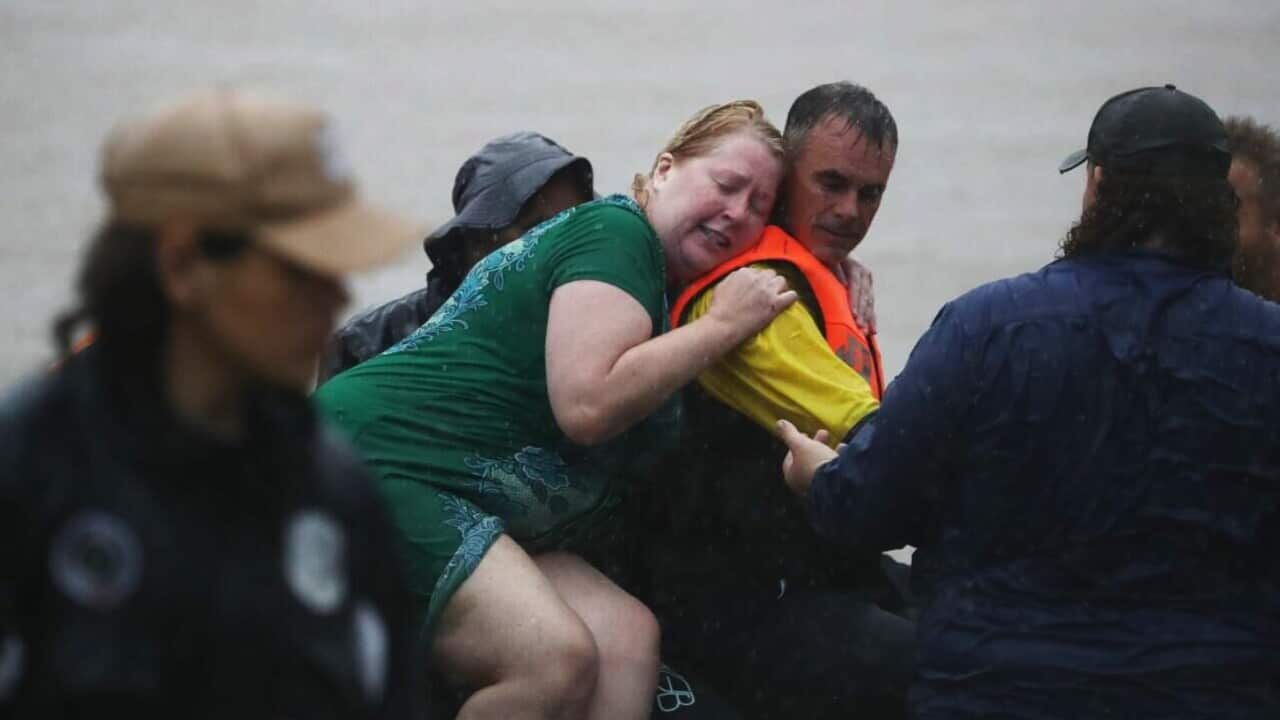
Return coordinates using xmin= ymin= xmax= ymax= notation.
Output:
xmin=545 ymin=268 xmax=795 ymax=446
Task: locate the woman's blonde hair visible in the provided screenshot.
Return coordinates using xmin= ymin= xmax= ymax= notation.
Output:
xmin=632 ymin=100 xmax=784 ymax=207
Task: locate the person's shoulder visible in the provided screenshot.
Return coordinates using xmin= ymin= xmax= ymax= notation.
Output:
xmin=307 ymin=423 xmax=381 ymax=509
xmin=561 ymin=195 xmax=653 ymax=236
xmin=0 ymin=366 xmax=77 ymax=493
xmin=323 ymin=287 xmax=437 ymax=378
xmin=1218 ymin=281 xmax=1280 ymax=349
xmin=1241 ymin=288 xmax=1280 ymax=324
xmin=342 ymin=287 xmax=433 ymax=335
xmin=540 ymin=195 xmax=661 ymax=280
xmin=742 ymin=260 xmax=823 ymax=320
xmin=581 ymin=194 xmax=647 ymax=218
xmin=332 ymin=288 xmax=434 ymax=352
xmin=0 ymin=370 xmax=57 ymax=426
xmin=943 ymin=261 xmax=1076 ymax=325
xmin=0 ymin=359 xmax=81 ymax=435
xmin=751 ymin=260 xmax=811 ymax=291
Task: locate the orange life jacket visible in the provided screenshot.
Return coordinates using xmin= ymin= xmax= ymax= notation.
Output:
xmin=670 ymin=225 xmax=885 ymax=398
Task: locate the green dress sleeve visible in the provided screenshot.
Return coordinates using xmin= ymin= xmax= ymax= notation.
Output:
xmin=543 ymin=201 xmax=666 ymax=332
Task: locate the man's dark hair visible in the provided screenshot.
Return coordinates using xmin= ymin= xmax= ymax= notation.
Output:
xmin=1225 ymin=115 xmax=1280 ymax=222
xmin=1060 ymin=169 xmax=1239 ymax=269
xmin=783 ymin=81 xmax=898 ymax=159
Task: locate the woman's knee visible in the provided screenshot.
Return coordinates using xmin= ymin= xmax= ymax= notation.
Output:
xmin=600 ymin=594 xmax=661 ymax=668
xmin=431 ymin=537 xmax=604 ymax=713
xmin=534 ymin=552 xmax=661 ymax=666
xmin=529 ymin=615 xmax=601 ymax=711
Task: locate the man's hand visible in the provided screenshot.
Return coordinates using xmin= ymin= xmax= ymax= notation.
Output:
xmin=777 ymin=420 xmax=838 ymax=498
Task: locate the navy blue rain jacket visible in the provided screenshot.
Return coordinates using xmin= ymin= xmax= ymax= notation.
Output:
xmin=810 ymin=251 xmax=1280 ymax=718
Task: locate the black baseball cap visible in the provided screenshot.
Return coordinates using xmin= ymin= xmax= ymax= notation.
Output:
xmin=1058 ymin=84 xmax=1230 ymax=178
xmin=423 ymin=131 xmax=593 ymax=254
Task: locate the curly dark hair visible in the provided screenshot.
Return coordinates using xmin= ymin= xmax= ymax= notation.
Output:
xmin=1225 ymin=115 xmax=1280 ymax=223
xmin=1059 ymin=168 xmax=1239 ymax=269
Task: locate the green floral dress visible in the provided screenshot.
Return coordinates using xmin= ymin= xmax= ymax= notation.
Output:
xmin=315 ymin=196 xmax=666 ymax=635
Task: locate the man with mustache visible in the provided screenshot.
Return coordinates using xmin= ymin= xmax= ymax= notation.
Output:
xmin=633 ymin=82 xmax=912 ymax=719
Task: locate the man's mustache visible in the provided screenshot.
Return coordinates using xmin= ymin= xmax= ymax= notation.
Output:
xmin=815 ymin=221 xmax=865 ymax=240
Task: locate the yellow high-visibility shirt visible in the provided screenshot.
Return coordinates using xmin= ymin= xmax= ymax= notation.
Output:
xmin=685 ymin=263 xmax=880 ymax=448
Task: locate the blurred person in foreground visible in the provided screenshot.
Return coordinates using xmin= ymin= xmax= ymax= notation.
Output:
xmin=319 ymin=131 xmax=594 ymax=382
xmin=778 ymin=84 xmax=1280 ymax=719
xmin=1225 ymin=115 xmax=1280 ymax=302
xmin=0 ymin=88 xmax=424 ymax=718
xmin=315 ymin=101 xmax=795 ymax=720
xmin=633 ymin=81 xmax=914 ymax=719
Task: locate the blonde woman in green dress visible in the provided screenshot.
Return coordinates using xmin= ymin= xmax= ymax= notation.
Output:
xmin=317 ymin=101 xmax=792 ymax=720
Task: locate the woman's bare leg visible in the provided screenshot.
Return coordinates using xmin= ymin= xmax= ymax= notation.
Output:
xmin=432 ymin=535 xmax=600 ymax=720
xmin=535 ymin=552 xmax=661 ymax=720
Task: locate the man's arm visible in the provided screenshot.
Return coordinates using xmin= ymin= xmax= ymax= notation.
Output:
xmin=687 ymin=263 xmax=880 ymax=445
xmin=787 ymin=303 xmax=972 ymax=550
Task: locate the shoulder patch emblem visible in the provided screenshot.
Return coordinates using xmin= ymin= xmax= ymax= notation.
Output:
xmin=48 ymin=510 xmax=143 ymax=611
xmin=283 ymin=509 xmax=348 ymax=615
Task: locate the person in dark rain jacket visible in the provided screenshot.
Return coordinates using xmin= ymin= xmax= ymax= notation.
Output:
xmin=318 ymin=131 xmax=594 ymax=382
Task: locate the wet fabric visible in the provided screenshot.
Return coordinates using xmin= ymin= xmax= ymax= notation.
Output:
xmin=631 ymin=383 xmax=914 ymax=719
xmin=319 ymin=275 xmax=454 ymax=383
xmin=809 ymin=250 xmax=1280 ymax=718
xmin=0 ymin=346 xmax=422 ymax=719
xmin=314 ymin=195 xmax=666 ymax=633
xmin=670 ymin=225 xmax=885 ymax=396
xmin=683 ymin=261 xmax=878 ymax=443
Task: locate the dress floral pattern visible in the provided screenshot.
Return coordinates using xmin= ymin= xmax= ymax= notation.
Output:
xmin=315 ymin=195 xmax=665 ymax=636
